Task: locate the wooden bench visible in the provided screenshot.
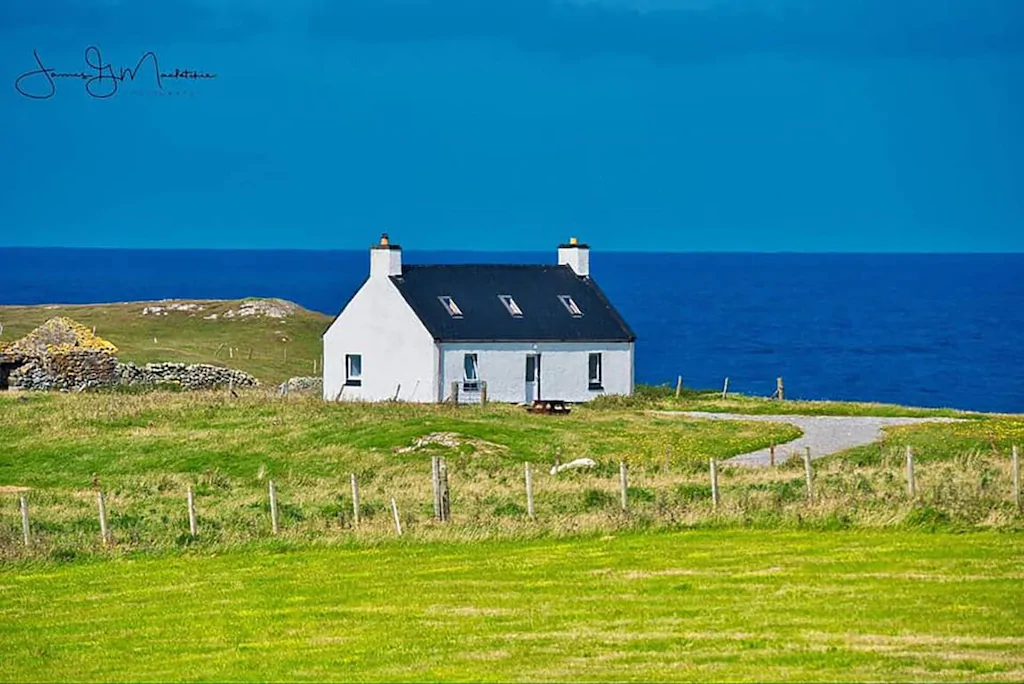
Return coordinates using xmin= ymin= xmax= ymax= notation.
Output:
xmin=526 ymin=400 xmax=571 ymax=415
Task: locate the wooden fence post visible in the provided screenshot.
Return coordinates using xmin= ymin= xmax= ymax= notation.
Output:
xmin=776 ymin=376 xmax=784 ymax=401
xmin=431 ymin=456 xmax=440 ymax=520
xmin=97 ymin=490 xmax=110 ymax=545
xmin=803 ymin=447 xmax=814 ymax=502
xmin=1012 ymin=445 xmax=1020 ymax=510
xmin=481 ymin=381 xmax=488 ymax=405
xmin=439 ymin=458 xmax=451 ymax=522
xmin=905 ymin=445 xmax=916 ymax=498
xmin=710 ymin=458 xmax=720 ymax=509
xmin=770 ymin=442 xmax=776 ymax=467
xmin=619 ymin=461 xmax=629 ymax=512
xmin=187 ymin=487 xmax=198 ymax=537
xmin=19 ymin=495 xmax=30 ymax=547
xmin=675 ymin=375 xmax=682 ymax=398
xmin=525 ymin=462 xmax=535 ymax=520
xmin=269 ymin=480 xmax=279 ymax=535
xmin=721 ymin=377 xmax=729 ymax=400
xmin=391 ymin=498 xmax=403 ymax=536
xmin=351 ymin=474 xmax=360 ymax=526
xmin=451 ymin=381 xmax=459 ymax=405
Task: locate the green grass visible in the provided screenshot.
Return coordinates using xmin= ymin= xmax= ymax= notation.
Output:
xmin=1 ymin=391 xmax=1021 ymax=563
xmin=591 ymin=384 xmax=987 ymax=418
xmin=1 ymin=530 xmax=1022 ymax=682
xmin=0 ymin=300 xmax=331 ymax=385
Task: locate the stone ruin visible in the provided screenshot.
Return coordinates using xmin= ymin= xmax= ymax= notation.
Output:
xmin=0 ymin=317 xmax=259 ymax=393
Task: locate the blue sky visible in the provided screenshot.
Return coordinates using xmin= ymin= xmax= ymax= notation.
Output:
xmin=1 ymin=0 xmax=1022 ymax=251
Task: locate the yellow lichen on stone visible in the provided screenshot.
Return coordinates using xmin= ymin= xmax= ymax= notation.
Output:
xmin=11 ymin=317 xmax=118 ymax=357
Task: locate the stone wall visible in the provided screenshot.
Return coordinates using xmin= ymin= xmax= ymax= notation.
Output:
xmin=10 ymin=350 xmax=119 ymax=391
xmin=10 ymin=358 xmax=258 ymax=392
xmin=117 ymin=362 xmax=259 ymax=390
xmin=278 ymin=376 xmax=323 ymax=396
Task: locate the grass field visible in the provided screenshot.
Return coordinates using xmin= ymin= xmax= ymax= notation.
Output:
xmin=2 ymin=301 xmax=1023 ymax=681
xmin=1 ymin=530 xmax=1022 ymax=682
xmin=1 ymin=391 xmax=1020 ymax=563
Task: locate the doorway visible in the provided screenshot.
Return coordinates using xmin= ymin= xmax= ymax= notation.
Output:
xmin=525 ymin=354 xmax=540 ymax=403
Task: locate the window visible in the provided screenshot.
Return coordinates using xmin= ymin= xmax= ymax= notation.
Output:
xmin=463 ymin=353 xmax=479 ymax=391
xmin=345 ymin=354 xmax=362 ymax=386
xmin=438 ymin=296 xmax=463 ymax=318
xmin=498 ymin=295 xmax=523 ymax=318
xmin=588 ymin=353 xmax=603 ymax=389
xmin=558 ymin=295 xmax=583 ymax=317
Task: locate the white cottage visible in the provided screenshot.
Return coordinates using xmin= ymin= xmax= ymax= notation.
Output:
xmin=323 ymin=234 xmax=636 ymax=404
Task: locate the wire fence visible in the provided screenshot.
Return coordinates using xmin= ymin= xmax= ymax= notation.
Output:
xmin=3 ymin=445 xmax=1021 ymax=559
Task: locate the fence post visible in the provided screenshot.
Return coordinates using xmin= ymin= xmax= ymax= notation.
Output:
xmin=187 ymin=487 xmax=198 ymax=537
xmin=1012 ymin=445 xmax=1020 ymax=510
xmin=439 ymin=458 xmax=451 ymax=522
xmin=770 ymin=442 xmax=776 ymax=467
xmin=431 ymin=456 xmax=441 ymax=520
xmin=803 ymin=447 xmax=814 ymax=502
xmin=391 ymin=498 xmax=403 ymax=536
xmin=721 ymin=377 xmax=730 ymax=400
xmin=675 ymin=375 xmax=682 ymax=398
xmin=619 ymin=461 xmax=629 ymax=512
xmin=525 ymin=462 xmax=535 ymax=520
xmin=19 ymin=495 xmax=30 ymax=547
xmin=451 ymin=381 xmax=459 ymax=405
xmin=481 ymin=381 xmax=488 ymax=405
xmin=710 ymin=458 xmax=720 ymax=509
xmin=350 ymin=473 xmax=360 ymax=526
xmin=97 ymin=490 xmax=110 ymax=545
xmin=905 ymin=445 xmax=916 ymax=498
xmin=269 ymin=480 xmax=279 ymax=535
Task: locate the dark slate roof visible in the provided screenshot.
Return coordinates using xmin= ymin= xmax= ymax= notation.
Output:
xmin=389 ymin=264 xmax=635 ymax=342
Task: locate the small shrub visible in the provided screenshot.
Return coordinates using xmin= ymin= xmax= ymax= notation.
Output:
xmin=676 ymin=483 xmax=712 ymax=503
xmin=904 ymin=505 xmax=952 ymax=531
xmin=627 ymin=486 xmax=655 ymax=503
xmin=581 ymin=488 xmax=616 ymax=511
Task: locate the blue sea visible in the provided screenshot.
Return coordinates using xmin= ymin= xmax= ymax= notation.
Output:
xmin=1 ymin=249 xmax=1021 ymax=413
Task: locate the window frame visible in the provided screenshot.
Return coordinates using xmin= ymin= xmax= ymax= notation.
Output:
xmin=463 ymin=352 xmax=480 ymax=391
xmin=438 ymin=295 xmax=464 ymax=318
xmin=498 ymin=294 xmax=524 ymax=318
xmin=588 ymin=352 xmax=603 ymax=390
xmin=345 ymin=354 xmax=362 ymax=386
xmin=558 ymin=295 xmax=583 ymax=317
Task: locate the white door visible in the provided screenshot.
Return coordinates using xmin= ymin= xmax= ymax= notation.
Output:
xmin=525 ymin=354 xmax=539 ymax=403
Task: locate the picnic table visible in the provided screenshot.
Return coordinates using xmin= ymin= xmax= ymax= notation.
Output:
xmin=526 ymin=400 xmax=571 ymax=415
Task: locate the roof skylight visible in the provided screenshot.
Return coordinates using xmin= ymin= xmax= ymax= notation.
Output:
xmin=439 ymin=296 xmax=463 ymax=318
xmin=498 ymin=295 xmax=523 ymax=318
xmin=558 ymin=295 xmax=583 ymax=317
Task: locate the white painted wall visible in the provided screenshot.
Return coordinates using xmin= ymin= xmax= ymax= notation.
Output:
xmin=440 ymin=341 xmax=633 ymax=403
xmin=322 ymin=277 xmax=437 ymax=402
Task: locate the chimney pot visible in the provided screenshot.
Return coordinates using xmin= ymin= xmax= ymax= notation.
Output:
xmin=370 ymin=233 xmax=402 ymax=277
xmin=557 ymin=237 xmax=590 ymax=277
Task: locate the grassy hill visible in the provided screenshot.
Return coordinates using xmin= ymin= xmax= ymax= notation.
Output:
xmin=0 ymin=299 xmax=331 ymax=385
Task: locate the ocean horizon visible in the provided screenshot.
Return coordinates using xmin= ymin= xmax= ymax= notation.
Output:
xmin=2 ymin=248 xmax=1022 ymax=413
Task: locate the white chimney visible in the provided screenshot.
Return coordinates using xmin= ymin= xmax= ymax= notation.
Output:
xmin=370 ymin=233 xmax=402 ymax=278
xmin=557 ymin=236 xmax=590 ymax=277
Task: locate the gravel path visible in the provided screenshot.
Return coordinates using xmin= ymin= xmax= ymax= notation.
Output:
xmin=654 ymin=411 xmax=964 ymax=466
